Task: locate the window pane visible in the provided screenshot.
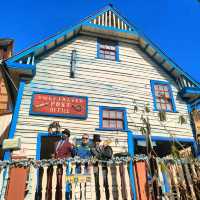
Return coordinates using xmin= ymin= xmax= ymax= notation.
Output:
xmin=109 ymin=110 xmax=116 ymax=119
xmin=110 ymin=120 xmax=117 ymax=128
xmin=117 ymin=111 xmax=123 ymax=119
xmin=117 ymin=120 xmax=123 ymax=129
xmin=103 ymin=120 xmax=109 ymax=128
xmin=103 ymin=110 xmax=109 ymax=118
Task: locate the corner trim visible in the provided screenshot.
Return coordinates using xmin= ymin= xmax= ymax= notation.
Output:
xmin=3 ymin=79 xmax=26 ymax=160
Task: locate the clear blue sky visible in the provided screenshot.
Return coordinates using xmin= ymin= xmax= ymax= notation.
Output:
xmin=1 ymin=0 xmax=200 ymax=82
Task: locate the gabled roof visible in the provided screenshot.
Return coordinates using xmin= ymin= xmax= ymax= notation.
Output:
xmin=4 ymin=4 xmax=200 ymax=100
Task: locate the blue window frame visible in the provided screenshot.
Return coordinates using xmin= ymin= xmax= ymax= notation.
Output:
xmin=97 ymin=38 xmax=119 ymax=61
xmin=98 ymin=106 xmax=128 ymax=131
xmin=150 ymin=80 xmax=176 ymax=112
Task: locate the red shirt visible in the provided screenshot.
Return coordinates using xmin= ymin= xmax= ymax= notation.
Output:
xmin=54 ymin=139 xmax=73 ymax=159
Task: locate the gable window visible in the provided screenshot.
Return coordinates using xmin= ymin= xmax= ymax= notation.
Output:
xmin=150 ymin=80 xmax=176 ymax=112
xmin=97 ymin=39 xmax=119 ymax=61
xmin=99 ymin=106 xmax=128 ymax=131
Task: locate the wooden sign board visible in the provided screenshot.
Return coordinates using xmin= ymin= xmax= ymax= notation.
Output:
xmin=30 ymin=92 xmax=88 ymax=119
xmin=66 ymin=174 xmax=91 ymax=183
xmin=3 ymin=138 xmax=21 ymax=150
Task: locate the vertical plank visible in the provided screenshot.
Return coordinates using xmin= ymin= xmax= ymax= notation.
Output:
xmin=123 ymin=163 xmax=132 ymax=200
xmin=89 ymin=164 xmax=96 ymax=200
xmin=71 ymin=164 xmax=76 ymax=200
xmin=62 ymin=164 xmax=67 ymax=200
xmin=107 ymin=164 xmax=114 ymax=200
xmin=183 ymin=163 xmax=197 ymax=200
xmin=0 ymin=167 xmax=9 ymax=200
xmin=102 ymin=13 xmax=105 ymax=26
xmin=81 ymin=164 xmax=86 ymax=200
xmin=41 ymin=166 xmax=48 ymax=200
xmin=5 ymin=167 xmax=29 ymax=200
xmin=109 ymin=10 xmax=112 ymax=27
xmin=51 ymin=165 xmax=57 ymax=200
xmin=113 ymin=13 xmax=116 ymax=28
xmin=0 ymin=168 xmax=4 ymax=196
xmin=99 ymin=164 xmax=106 ymax=200
xmin=105 ymin=12 xmax=108 ymax=27
xmin=116 ymin=164 xmax=123 ymax=200
xmin=170 ymin=164 xmax=181 ymax=200
xmin=118 ymin=18 xmax=120 ymax=29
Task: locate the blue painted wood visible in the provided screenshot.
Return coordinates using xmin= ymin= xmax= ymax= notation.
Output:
xmin=150 ymin=80 xmax=177 ymax=112
xmin=6 ymin=61 xmax=36 ymax=76
xmin=98 ymin=106 xmax=128 ymax=131
xmin=3 ymin=79 xmax=26 ymax=160
xmin=128 ymin=130 xmax=137 ymax=200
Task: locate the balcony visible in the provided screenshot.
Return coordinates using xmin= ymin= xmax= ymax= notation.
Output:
xmin=0 ymin=157 xmax=199 ymax=200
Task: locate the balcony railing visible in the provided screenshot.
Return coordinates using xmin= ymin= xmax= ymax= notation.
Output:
xmin=0 ymin=157 xmax=200 ymax=200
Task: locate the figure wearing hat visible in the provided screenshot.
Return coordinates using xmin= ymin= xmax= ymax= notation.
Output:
xmin=91 ymin=134 xmax=113 ymax=200
xmin=53 ymin=129 xmax=74 ymax=200
xmin=54 ymin=129 xmax=74 ymax=159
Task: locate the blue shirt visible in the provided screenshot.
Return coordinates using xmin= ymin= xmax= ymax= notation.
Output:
xmin=74 ymin=143 xmax=91 ymax=159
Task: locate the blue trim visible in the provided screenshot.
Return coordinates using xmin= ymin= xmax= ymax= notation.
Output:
xmin=30 ymin=91 xmax=88 ymax=120
xmin=6 ymin=61 xmax=36 ymax=76
xmin=97 ymin=38 xmax=120 ymax=62
xmin=150 ymin=80 xmax=177 ymax=112
xmin=179 ymin=87 xmax=200 ymax=98
xmin=36 ymin=132 xmax=64 ymax=160
xmin=3 ymin=79 xmax=26 ymax=160
xmin=98 ymin=106 xmax=128 ymax=131
xmin=132 ymin=134 xmax=195 ymax=143
xmin=128 ymin=130 xmax=137 ymax=200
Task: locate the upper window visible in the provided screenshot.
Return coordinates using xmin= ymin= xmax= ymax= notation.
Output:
xmin=97 ymin=39 xmax=119 ymax=61
xmin=99 ymin=106 xmax=128 ymax=131
xmin=150 ymin=80 xmax=176 ymax=112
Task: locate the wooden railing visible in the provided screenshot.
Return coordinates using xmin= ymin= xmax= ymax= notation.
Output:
xmin=0 ymin=158 xmax=200 ymax=200
xmin=0 ymin=160 xmax=133 ymax=200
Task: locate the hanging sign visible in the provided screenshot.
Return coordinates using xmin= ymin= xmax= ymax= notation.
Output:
xmin=66 ymin=174 xmax=91 ymax=183
xmin=30 ymin=92 xmax=88 ymax=119
xmin=3 ymin=138 xmax=21 ymax=150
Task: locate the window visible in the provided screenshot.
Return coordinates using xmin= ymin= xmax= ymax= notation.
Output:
xmin=150 ymin=80 xmax=176 ymax=112
xmin=97 ymin=39 xmax=119 ymax=61
xmin=99 ymin=106 xmax=128 ymax=131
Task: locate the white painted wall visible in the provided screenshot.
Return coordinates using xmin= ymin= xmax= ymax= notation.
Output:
xmin=13 ymin=35 xmax=193 ymax=158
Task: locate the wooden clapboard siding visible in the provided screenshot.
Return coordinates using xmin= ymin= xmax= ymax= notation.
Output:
xmin=12 ymin=35 xmax=193 ymax=158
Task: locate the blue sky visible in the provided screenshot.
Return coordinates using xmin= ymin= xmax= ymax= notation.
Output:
xmin=1 ymin=0 xmax=200 ymax=82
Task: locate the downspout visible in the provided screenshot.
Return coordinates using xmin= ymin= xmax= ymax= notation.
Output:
xmin=128 ymin=130 xmax=137 ymax=200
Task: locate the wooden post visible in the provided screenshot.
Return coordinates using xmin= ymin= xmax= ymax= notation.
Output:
xmin=116 ymin=164 xmax=123 ymax=200
xmin=62 ymin=164 xmax=67 ymax=200
xmin=123 ymin=163 xmax=132 ymax=200
xmin=41 ymin=166 xmax=48 ymax=200
xmin=89 ymin=163 xmax=96 ymax=200
xmin=51 ymin=165 xmax=57 ymax=200
xmin=99 ymin=164 xmax=106 ymax=200
xmin=183 ymin=163 xmax=197 ymax=200
xmin=107 ymin=164 xmax=114 ymax=200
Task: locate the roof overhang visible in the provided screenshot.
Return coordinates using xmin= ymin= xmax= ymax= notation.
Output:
xmin=179 ymin=87 xmax=200 ymax=99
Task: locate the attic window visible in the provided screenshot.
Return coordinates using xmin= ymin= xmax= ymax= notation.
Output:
xmin=150 ymin=80 xmax=176 ymax=112
xmin=97 ymin=39 xmax=119 ymax=61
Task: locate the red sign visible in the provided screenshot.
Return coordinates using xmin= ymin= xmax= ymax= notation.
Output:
xmin=30 ymin=93 xmax=88 ymax=119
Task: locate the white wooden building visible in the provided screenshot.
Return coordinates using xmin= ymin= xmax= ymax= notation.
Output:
xmin=1 ymin=5 xmax=200 ymax=200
